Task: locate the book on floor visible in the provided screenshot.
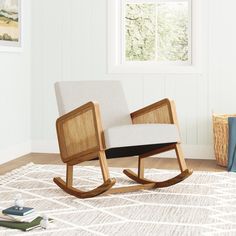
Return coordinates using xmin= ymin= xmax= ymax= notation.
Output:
xmin=2 ymin=206 xmax=34 ymax=216
xmin=0 ymin=217 xmax=53 ymax=231
xmin=4 ymin=213 xmax=38 ymax=223
xmin=0 ymin=213 xmax=15 ymax=222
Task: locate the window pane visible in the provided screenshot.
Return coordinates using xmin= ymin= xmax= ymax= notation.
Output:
xmin=126 ymin=4 xmax=156 ymax=61
xmin=156 ymin=2 xmax=189 ymax=61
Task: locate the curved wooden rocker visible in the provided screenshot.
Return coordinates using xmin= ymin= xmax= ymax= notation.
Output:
xmin=123 ymin=169 xmax=192 ymax=187
xmin=53 ymin=176 xmax=116 ymax=198
xmin=54 ymin=82 xmax=193 ymax=198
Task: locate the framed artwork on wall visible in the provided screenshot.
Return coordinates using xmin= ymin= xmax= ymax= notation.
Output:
xmin=0 ymin=0 xmax=21 ymax=48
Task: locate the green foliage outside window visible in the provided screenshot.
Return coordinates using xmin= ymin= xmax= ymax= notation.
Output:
xmin=126 ymin=4 xmax=156 ymax=61
xmin=125 ymin=2 xmax=189 ymax=62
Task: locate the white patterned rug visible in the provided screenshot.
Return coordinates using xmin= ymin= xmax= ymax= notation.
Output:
xmin=0 ymin=164 xmax=236 ymax=236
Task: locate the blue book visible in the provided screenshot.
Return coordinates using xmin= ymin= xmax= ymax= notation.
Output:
xmin=228 ymin=117 xmax=236 ymax=172
xmin=2 ymin=207 xmax=34 ymax=216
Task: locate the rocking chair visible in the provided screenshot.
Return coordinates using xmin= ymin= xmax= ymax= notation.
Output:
xmin=54 ymin=81 xmax=192 ymax=198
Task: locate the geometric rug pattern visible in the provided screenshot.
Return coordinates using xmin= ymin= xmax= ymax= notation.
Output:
xmin=0 ymin=163 xmax=236 ymax=235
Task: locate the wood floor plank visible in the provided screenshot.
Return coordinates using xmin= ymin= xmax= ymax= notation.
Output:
xmin=0 ymin=153 xmax=225 ymax=175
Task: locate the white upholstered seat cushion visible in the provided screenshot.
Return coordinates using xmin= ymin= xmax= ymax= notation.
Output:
xmin=104 ymin=124 xmax=180 ymax=149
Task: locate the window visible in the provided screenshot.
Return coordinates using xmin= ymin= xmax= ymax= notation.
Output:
xmin=108 ymin=0 xmax=204 ymax=74
xmin=125 ymin=1 xmax=190 ymax=63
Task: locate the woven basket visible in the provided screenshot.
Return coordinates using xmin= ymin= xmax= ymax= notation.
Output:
xmin=212 ymin=114 xmax=236 ymax=167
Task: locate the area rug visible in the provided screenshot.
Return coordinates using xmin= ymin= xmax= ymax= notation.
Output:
xmin=0 ymin=164 xmax=236 ymax=235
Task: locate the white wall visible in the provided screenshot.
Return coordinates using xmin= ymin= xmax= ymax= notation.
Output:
xmin=209 ymin=0 xmax=236 ymax=114
xmin=30 ymin=0 xmax=236 ymax=159
xmin=0 ymin=1 xmax=31 ymax=164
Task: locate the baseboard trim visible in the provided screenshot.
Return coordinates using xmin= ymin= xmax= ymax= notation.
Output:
xmin=0 ymin=141 xmax=31 ymax=165
xmin=31 ymin=140 xmax=215 ymax=160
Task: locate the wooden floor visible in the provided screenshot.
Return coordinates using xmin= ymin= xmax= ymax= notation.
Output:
xmin=0 ymin=153 xmax=226 ymax=175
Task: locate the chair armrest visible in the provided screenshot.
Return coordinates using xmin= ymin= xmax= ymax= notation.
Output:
xmin=131 ymin=98 xmax=178 ymax=125
xmin=56 ymin=102 xmax=104 ymax=163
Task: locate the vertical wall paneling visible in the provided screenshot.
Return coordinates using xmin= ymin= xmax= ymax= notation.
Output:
xmin=31 ymin=0 xmax=45 ymax=141
xmin=61 ymin=0 xmax=72 ymax=82
xmin=196 ymin=76 xmax=210 ymax=145
xmin=90 ymin=0 xmax=107 ymax=79
xmin=71 ymin=0 xmax=92 ymax=81
xmin=143 ymin=77 xmax=165 ymax=106
xmin=31 ymin=0 xmax=233 ymax=159
xmin=0 ymin=0 xmax=31 ymax=164
xmin=121 ymin=79 xmax=144 ymax=112
xmin=43 ymin=0 xmax=63 ymax=140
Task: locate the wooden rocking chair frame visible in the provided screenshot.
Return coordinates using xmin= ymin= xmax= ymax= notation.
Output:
xmin=54 ymin=99 xmax=193 ymax=198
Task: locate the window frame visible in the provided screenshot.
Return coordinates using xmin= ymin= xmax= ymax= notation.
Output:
xmin=108 ymin=0 xmax=204 ymax=74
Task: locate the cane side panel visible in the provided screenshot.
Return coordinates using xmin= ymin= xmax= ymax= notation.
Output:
xmin=131 ymin=99 xmax=174 ymax=125
xmin=56 ymin=103 xmax=102 ymax=163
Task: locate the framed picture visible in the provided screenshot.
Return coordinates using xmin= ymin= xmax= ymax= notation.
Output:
xmin=0 ymin=0 xmax=21 ymax=48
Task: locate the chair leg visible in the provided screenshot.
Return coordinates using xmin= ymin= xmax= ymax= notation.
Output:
xmin=53 ymin=151 xmax=116 ymax=198
xmin=174 ymin=144 xmax=187 ymax=172
xmin=138 ymin=156 xmax=144 ymax=178
xmin=98 ymin=151 xmax=110 ymax=182
xmin=66 ymin=164 xmax=73 ymax=187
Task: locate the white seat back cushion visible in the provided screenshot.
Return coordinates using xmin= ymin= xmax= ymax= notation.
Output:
xmin=55 ymin=81 xmax=132 ymax=129
xmin=104 ymin=124 xmax=180 ymax=149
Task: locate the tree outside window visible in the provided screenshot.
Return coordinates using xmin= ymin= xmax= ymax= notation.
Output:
xmin=125 ymin=1 xmax=190 ymax=62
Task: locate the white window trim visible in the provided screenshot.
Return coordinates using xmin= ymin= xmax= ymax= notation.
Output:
xmin=107 ymin=0 xmax=205 ymax=74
